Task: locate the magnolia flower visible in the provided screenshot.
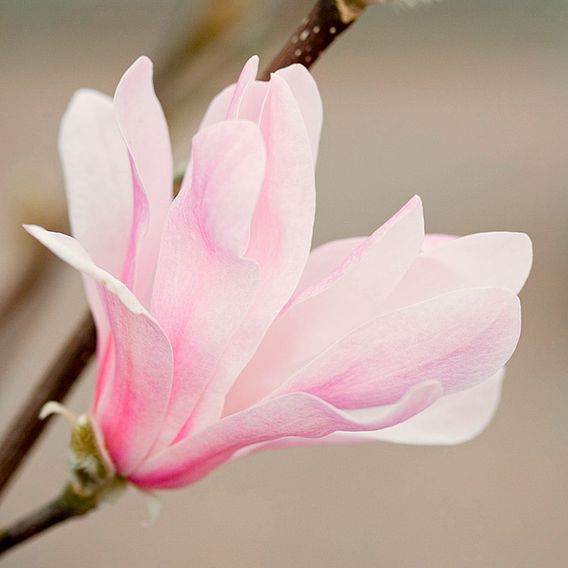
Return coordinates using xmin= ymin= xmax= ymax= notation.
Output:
xmin=27 ymin=56 xmax=531 ymax=491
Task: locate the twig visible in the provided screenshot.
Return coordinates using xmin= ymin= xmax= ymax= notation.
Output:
xmin=0 ymin=313 xmax=96 ymax=499
xmin=0 ymin=248 xmax=50 ymax=325
xmin=0 ymin=414 xmax=124 ymax=558
xmin=260 ymin=0 xmax=367 ymax=79
xmin=0 ymin=484 xmax=98 ymax=557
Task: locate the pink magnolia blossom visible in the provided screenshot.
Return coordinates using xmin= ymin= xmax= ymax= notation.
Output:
xmin=26 ymin=56 xmax=531 ymax=490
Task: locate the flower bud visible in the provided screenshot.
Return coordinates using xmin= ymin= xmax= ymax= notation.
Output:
xmin=69 ymin=414 xmax=116 ymax=497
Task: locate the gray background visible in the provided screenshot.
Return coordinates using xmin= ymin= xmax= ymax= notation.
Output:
xmin=1 ymin=1 xmax=567 ymax=566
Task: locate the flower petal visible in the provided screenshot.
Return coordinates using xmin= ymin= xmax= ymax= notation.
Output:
xmin=198 ymin=82 xmax=266 ymax=129
xmin=149 ymin=120 xmax=265 ymax=448
xmin=273 ymin=63 xmax=323 ymax=163
xmin=225 ymin=196 xmax=424 ymax=413
xmin=189 ymin=74 xmax=317 ymax=429
xmin=421 ymin=233 xmax=456 ymax=253
xmin=24 ymin=225 xmax=173 ymax=475
xmin=58 ymin=89 xmax=132 ymax=350
xmin=367 ymin=368 xmax=505 ymax=445
xmin=245 ymin=73 xmax=317 ymax=329
xmin=275 ymin=287 xmax=520 ymax=409
xmin=225 ymin=55 xmax=259 ymax=120
xmin=292 ymin=237 xmax=365 ymax=294
xmin=113 ymin=56 xmax=173 ymax=303
xmin=246 ymin=369 xmax=504 ymax=452
xmin=199 ymin=60 xmax=322 ymax=163
xmin=130 ymin=381 xmax=442 ymax=489
xmin=59 ymin=89 xmax=132 ymax=279
xmin=382 ymin=232 xmax=532 ymax=312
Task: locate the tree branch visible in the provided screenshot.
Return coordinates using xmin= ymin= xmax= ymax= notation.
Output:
xmin=0 ymin=313 xmax=96 ymax=499
xmin=0 ymin=484 xmax=98 ymax=557
xmin=260 ymin=0 xmax=367 ymax=79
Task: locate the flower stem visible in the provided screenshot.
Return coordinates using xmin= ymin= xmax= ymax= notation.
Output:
xmin=0 ymin=484 xmax=98 ymax=557
xmin=0 ymin=414 xmax=124 ymax=557
xmin=260 ymin=0 xmax=367 ymax=79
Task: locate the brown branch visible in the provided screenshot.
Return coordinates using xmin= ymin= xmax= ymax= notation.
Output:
xmin=0 ymin=484 xmax=98 ymax=558
xmin=0 ymin=248 xmax=50 ymax=325
xmin=260 ymin=0 xmax=367 ymax=79
xmin=0 ymin=313 xmax=96 ymax=499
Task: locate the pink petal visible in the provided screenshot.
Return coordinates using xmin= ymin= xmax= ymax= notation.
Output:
xmin=149 ymin=121 xmax=265 ymax=449
xmin=289 ymin=196 xmax=423 ymax=308
xmin=246 ymin=369 xmax=504 ymax=452
xmin=24 ymin=226 xmax=173 ymax=475
xmin=189 ymin=74 xmax=317 ymax=429
xmin=368 ymin=368 xmax=505 ymax=445
xmin=382 ymin=232 xmax=532 ymax=312
xmin=113 ymin=56 xmax=173 ymax=303
xmin=292 ymin=237 xmax=365 ymax=294
xmin=421 ymin=233 xmax=456 ymax=253
xmin=225 ymin=56 xmax=259 ymax=120
xmin=199 ymin=82 xmax=267 ymax=128
xmin=274 ymin=287 xmax=520 ymax=409
xmin=96 ymin=290 xmax=172 ymax=476
xmin=119 ymin=156 xmax=148 ymax=291
xmin=58 ymin=89 xmax=132 ymax=352
xmin=246 ymin=73 xmax=317 ymax=327
xmin=59 ymin=89 xmax=132 ymax=279
xmin=274 ymin=64 xmax=323 ymax=163
xmin=130 ymin=381 xmax=442 ymax=489
xmin=199 ymin=59 xmax=322 ymax=163
xmin=225 ymin=196 xmax=424 ymax=414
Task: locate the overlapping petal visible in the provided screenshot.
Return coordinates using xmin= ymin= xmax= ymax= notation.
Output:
xmin=59 ymin=90 xmax=131 ymax=280
xmin=367 ymin=368 xmax=505 ymax=445
xmin=245 ymin=369 xmax=504 ymax=452
xmin=200 ymin=58 xmax=322 ymax=163
xmin=24 ymin=226 xmax=173 ymax=475
xmin=381 ymin=232 xmax=532 ymax=312
xmin=113 ymin=56 xmax=173 ymax=304
xmin=150 ymin=120 xmax=265 ymax=448
xmin=188 ymin=74 xmax=317 ymax=430
xmin=58 ymin=57 xmax=174 ymax=415
xmin=58 ymin=89 xmax=131 ymax=354
xmin=225 ymin=196 xmax=424 ymax=413
xmin=130 ymin=381 xmax=443 ymax=489
xmin=225 ymin=56 xmax=260 ymax=120
xmin=275 ymin=287 xmax=520 ymax=408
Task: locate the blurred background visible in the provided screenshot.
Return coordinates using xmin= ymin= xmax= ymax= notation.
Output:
xmin=1 ymin=0 xmax=567 ymax=566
